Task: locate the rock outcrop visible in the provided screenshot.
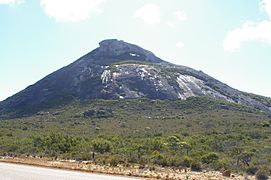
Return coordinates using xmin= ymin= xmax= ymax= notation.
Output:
xmin=0 ymin=39 xmax=270 ymax=118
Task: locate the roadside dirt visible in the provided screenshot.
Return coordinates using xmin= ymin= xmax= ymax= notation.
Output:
xmin=0 ymin=156 xmax=256 ymax=180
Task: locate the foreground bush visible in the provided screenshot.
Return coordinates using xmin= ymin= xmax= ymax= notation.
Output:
xmin=246 ymin=166 xmax=258 ymax=175
xmin=181 ymin=156 xmax=193 ymax=167
xmin=255 ymin=170 xmax=269 ymax=180
xmin=201 ymin=152 xmax=219 ymax=164
xmin=191 ymin=161 xmax=202 ymax=171
xmin=91 ymin=138 xmax=112 ymax=154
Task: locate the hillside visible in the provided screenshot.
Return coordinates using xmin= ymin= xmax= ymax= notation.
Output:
xmin=0 ymin=39 xmax=270 ymax=118
xmin=0 ymin=39 xmax=271 ymax=178
xmin=0 ymin=97 xmax=270 ymax=177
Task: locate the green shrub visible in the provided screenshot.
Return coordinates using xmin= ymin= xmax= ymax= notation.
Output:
xmin=74 ymin=152 xmax=93 ymax=161
xmin=151 ymin=151 xmax=167 ymax=166
xmin=107 ymin=155 xmax=126 ymax=166
xmin=167 ymin=135 xmax=181 ymax=151
xmin=191 ymin=161 xmax=202 ymax=171
xmin=166 ymin=156 xmax=183 ymax=167
xmin=146 ymin=138 xmax=164 ymax=151
xmin=255 ymin=170 xmax=269 ymax=180
xmin=212 ymin=158 xmax=229 ymax=171
xmin=22 ymin=126 xmax=28 ymax=131
xmin=32 ymin=133 xmax=83 ymax=155
xmin=246 ymin=166 xmax=259 ymax=175
xmin=201 ymin=152 xmax=219 ymax=164
xmin=91 ymin=138 xmax=112 ymax=154
xmin=181 ymin=156 xmax=193 ymax=167
xmin=1 ymin=98 xmax=271 ymax=174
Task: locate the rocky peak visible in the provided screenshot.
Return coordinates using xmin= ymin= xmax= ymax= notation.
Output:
xmin=91 ymin=39 xmax=164 ymax=64
xmin=1 ymin=39 xmax=271 ymax=118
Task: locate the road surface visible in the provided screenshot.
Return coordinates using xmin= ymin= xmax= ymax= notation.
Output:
xmin=0 ymin=162 xmax=138 ymax=180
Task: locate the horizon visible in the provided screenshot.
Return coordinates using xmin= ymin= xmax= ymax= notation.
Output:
xmin=1 ymin=0 xmax=271 ymax=101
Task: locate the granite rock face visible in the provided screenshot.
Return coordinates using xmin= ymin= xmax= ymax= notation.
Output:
xmin=95 ymin=39 xmax=163 ymax=63
xmin=0 ymin=39 xmax=270 ymax=117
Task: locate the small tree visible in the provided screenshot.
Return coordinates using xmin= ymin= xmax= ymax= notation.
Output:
xmin=201 ymin=152 xmax=219 ymax=164
xmin=191 ymin=161 xmax=202 ymax=171
xmin=237 ymin=151 xmax=254 ymax=167
xmin=227 ymin=146 xmax=243 ymax=169
xmin=167 ymin=135 xmax=181 ymax=151
xmin=91 ymin=138 xmax=112 ymax=154
xmin=180 ymin=141 xmax=192 ymax=155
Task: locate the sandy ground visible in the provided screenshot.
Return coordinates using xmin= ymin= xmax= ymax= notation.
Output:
xmin=0 ymin=156 xmax=257 ymax=180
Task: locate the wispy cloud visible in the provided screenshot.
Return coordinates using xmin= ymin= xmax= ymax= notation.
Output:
xmin=223 ymin=0 xmax=271 ymax=52
xmin=134 ymin=3 xmax=160 ymax=24
xmin=40 ymin=0 xmax=106 ymax=22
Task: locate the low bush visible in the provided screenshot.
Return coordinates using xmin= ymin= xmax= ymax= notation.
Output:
xmin=201 ymin=152 xmax=219 ymax=164
xmin=191 ymin=161 xmax=202 ymax=172
xmin=181 ymin=156 xmax=193 ymax=167
xmin=255 ymin=170 xmax=269 ymax=180
xmin=246 ymin=166 xmax=259 ymax=175
xmin=107 ymin=155 xmax=126 ymax=166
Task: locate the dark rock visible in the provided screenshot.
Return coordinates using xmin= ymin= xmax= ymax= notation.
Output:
xmin=91 ymin=120 xmax=96 ymax=126
xmin=83 ymin=108 xmax=113 ymax=118
xmin=96 ymin=109 xmax=113 ymax=118
xmin=83 ymin=109 xmax=96 ymax=117
xmin=220 ymin=105 xmax=230 ymax=110
xmin=95 ymin=39 xmax=163 ymax=64
xmin=52 ymin=111 xmax=61 ymax=116
xmin=96 ymin=109 xmax=106 ymax=115
xmin=262 ymin=122 xmax=270 ymax=127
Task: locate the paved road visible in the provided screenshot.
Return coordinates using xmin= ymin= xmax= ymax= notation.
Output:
xmin=0 ymin=162 xmax=137 ymax=180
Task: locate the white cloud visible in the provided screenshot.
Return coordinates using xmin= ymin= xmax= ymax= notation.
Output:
xmin=167 ymin=10 xmax=187 ymax=28
xmin=173 ymin=10 xmax=188 ymax=21
xmin=223 ymin=21 xmax=271 ymax=52
xmin=223 ymin=0 xmax=271 ymax=52
xmin=134 ymin=3 xmax=160 ymax=24
xmin=40 ymin=0 xmax=106 ymax=22
xmin=261 ymin=0 xmax=271 ymax=19
xmin=176 ymin=41 xmax=185 ymax=48
xmin=0 ymin=0 xmax=23 ymax=5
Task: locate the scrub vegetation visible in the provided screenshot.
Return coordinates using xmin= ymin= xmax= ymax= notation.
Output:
xmin=0 ymin=97 xmax=270 ymax=177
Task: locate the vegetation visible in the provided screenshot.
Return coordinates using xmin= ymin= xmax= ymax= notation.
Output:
xmin=256 ymin=170 xmax=269 ymax=180
xmin=0 ymin=97 xmax=270 ymax=176
xmin=245 ymin=93 xmax=271 ymax=108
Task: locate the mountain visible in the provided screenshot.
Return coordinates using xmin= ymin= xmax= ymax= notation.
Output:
xmin=0 ymin=39 xmax=271 ymax=118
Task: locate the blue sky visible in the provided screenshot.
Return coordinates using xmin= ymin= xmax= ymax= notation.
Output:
xmin=1 ymin=0 xmax=271 ymax=101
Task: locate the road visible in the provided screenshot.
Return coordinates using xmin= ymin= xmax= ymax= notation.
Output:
xmin=0 ymin=162 xmax=138 ymax=180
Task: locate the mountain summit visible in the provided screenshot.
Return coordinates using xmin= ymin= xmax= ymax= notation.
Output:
xmin=0 ymin=39 xmax=270 ymax=117
xmin=91 ymin=39 xmax=163 ymax=64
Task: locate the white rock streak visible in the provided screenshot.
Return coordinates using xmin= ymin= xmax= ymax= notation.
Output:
xmin=101 ymin=69 xmax=110 ymax=84
xmin=176 ymin=75 xmax=197 ymax=99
